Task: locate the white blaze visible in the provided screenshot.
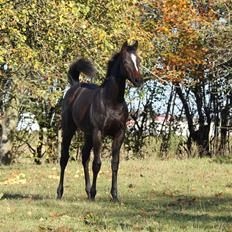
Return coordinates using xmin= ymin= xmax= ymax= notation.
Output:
xmin=131 ymin=54 xmax=139 ymax=71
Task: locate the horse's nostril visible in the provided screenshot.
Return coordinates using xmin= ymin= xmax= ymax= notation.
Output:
xmin=134 ymin=78 xmax=142 ymax=87
xmin=136 ymin=78 xmax=142 ymax=83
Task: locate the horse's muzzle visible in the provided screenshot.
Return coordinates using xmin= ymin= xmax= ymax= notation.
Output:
xmin=129 ymin=76 xmax=143 ymax=87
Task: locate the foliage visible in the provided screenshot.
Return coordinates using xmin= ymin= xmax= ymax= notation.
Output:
xmin=125 ymin=80 xmax=164 ymax=157
xmin=138 ymin=0 xmax=232 ymax=157
xmin=141 ymin=0 xmax=213 ymax=83
xmin=0 ymin=0 xmax=152 ymax=163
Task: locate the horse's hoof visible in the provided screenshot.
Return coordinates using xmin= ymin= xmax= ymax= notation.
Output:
xmin=57 ymin=186 xmax=63 ymax=200
xmin=87 ymin=192 xmax=95 ymax=201
xmin=56 ymin=194 xmax=62 ymax=200
xmin=111 ymin=197 xmax=119 ymax=203
xmin=90 ymin=189 xmax=96 ymax=200
xmin=87 ymin=195 xmax=95 ymax=201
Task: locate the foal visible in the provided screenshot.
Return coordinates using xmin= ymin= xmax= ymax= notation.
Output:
xmin=57 ymin=41 xmax=143 ymax=201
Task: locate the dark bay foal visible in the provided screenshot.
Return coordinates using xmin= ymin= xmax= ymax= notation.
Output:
xmin=57 ymin=41 xmax=143 ymax=201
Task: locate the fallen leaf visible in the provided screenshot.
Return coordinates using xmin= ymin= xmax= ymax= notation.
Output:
xmin=39 ymin=217 xmax=45 ymax=222
xmin=55 ymin=226 xmax=73 ymax=232
xmin=215 ymin=192 xmax=223 ymax=197
xmin=48 ymin=175 xmax=59 ymax=180
xmin=50 ymin=211 xmax=64 ymax=219
xmin=27 ymin=211 xmax=32 ymax=216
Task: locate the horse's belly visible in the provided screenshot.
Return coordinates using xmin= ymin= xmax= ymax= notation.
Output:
xmin=72 ymin=92 xmax=94 ymax=133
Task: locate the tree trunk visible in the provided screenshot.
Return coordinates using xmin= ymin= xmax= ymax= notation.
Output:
xmin=219 ymin=105 xmax=229 ymax=155
xmin=175 ymin=84 xmax=211 ymax=157
xmin=160 ymin=85 xmax=175 ymax=156
xmin=34 ymin=128 xmax=44 ymax=164
xmin=0 ymin=116 xmax=13 ymax=164
xmin=0 ymin=102 xmax=18 ymax=164
xmin=192 ymin=84 xmax=211 ymax=157
xmin=190 ymin=125 xmax=211 ymax=157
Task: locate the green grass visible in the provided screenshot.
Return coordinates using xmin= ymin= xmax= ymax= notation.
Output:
xmin=0 ymin=157 xmax=232 ymax=232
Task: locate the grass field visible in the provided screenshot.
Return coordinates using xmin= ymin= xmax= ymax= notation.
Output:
xmin=0 ymin=157 xmax=232 ymax=232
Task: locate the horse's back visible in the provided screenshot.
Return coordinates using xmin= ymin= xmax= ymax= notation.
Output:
xmin=62 ymin=83 xmax=98 ymax=129
xmin=63 ymin=83 xmax=98 ymax=106
xmin=63 ymin=83 xmax=100 ymax=132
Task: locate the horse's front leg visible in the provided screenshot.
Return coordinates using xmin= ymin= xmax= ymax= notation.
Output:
xmin=90 ymin=130 xmax=102 ymax=200
xmin=111 ymin=130 xmax=125 ymax=201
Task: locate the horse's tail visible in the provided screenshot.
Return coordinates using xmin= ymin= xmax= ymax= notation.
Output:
xmin=68 ymin=58 xmax=97 ymax=85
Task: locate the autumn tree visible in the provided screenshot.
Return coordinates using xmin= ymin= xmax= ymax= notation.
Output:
xmin=0 ymin=0 xmax=152 ymax=164
xmin=206 ymin=0 xmax=232 ymax=155
xmin=140 ymin=0 xmax=218 ymax=156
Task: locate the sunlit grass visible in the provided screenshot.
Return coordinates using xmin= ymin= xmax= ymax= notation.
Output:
xmin=0 ymin=157 xmax=232 ymax=231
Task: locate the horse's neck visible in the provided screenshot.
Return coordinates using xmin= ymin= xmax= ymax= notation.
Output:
xmin=103 ymin=76 xmax=126 ymax=103
xmin=103 ymin=58 xmax=126 ymax=104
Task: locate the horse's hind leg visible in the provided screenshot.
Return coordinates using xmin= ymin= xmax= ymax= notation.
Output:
xmin=57 ymin=127 xmax=76 ymax=199
xmin=90 ymin=130 xmax=102 ymax=200
xmin=81 ymin=134 xmax=93 ymax=199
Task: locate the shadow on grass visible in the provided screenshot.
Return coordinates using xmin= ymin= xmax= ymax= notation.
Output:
xmin=127 ymin=190 xmax=232 ymax=212
xmin=76 ymin=191 xmax=232 ymax=229
xmin=1 ymin=190 xmax=232 ymax=230
xmin=114 ymin=191 xmax=232 ymax=225
xmin=1 ymin=191 xmax=94 ymax=202
xmin=62 ymin=191 xmax=232 ymax=231
xmin=1 ymin=193 xmax=52 ymax=201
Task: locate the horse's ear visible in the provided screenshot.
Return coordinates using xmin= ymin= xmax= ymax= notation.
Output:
xmin=121 ymin=41 xmax=128 ymax=51
xmin=131 ymin=40 xmax=138 ymax=51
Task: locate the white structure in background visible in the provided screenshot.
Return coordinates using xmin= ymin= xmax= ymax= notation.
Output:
xmin=16 ymin=84 xmax=70 ymax=132
xmin=63 ymin=84 xmax=71 ymax=98
xmin=154 ymin=115 xmax=189 ymax=137
xmin=16 ymin=112 xmax=40 ymax=132
xmin=126 ymin=114 xmax=190 ymax=137
xmin=153 ymin=115 xmax=217 ymax=138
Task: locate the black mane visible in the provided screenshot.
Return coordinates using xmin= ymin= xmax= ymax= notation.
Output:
xmin=106 ymin=52 xmax=121 ymax=77
xmin=101 ymin=52 xmax=121 ymax=86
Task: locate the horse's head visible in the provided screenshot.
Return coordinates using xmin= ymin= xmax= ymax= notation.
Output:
xmin=120 ymin=41 xmax=143 ymax=87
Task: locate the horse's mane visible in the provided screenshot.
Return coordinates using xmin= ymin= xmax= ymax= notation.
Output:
xmin=101 ymin=52 xmax=121 ymax=86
